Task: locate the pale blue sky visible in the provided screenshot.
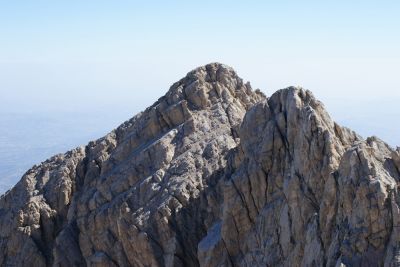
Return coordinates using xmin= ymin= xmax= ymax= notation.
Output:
xmin=0 ymin=1 xmax=399 ymax=146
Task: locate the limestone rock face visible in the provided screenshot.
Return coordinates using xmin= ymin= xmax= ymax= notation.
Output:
xmin=0 ymin=63 xmax=399 ymax=267
xmin=199 ymin=88 xmax=399 ymax=267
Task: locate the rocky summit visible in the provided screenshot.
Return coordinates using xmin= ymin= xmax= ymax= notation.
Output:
xmin=0 ymin=63 xmax=399 ymax=267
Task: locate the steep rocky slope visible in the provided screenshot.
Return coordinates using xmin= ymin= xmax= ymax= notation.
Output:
xmin=0 ymin=63 xmax=399 ymax=267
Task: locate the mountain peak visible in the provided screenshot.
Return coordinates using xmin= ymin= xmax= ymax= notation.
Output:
xmin=186 ymin=62 xmax=238 ymax=83
xmin=1 ymin=64 xmax=399 ymax=267
xmin=162 ymin=62 xmax=264 ymax=111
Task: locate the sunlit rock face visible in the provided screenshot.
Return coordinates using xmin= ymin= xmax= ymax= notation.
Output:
xmin=0 ymin=63 xmax=399 ymax=267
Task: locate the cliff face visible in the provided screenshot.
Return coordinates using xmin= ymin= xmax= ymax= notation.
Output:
xmin=0 ymin=63 xmax=399 ymax=267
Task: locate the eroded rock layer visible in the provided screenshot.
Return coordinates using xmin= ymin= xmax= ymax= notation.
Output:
xmin=0 ymin=63 xmax=399 ymax=267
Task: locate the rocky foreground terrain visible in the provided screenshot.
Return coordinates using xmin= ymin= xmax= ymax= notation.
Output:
xmin=1 ymin=63 xmax=399 ymax=267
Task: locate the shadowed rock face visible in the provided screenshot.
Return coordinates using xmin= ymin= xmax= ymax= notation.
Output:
xmin=0 ymin=63 xmax=399 ymax=267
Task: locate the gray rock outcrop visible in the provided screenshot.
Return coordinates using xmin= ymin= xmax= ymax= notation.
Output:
xmin=0 ymin=63 xmax=399 ymax=267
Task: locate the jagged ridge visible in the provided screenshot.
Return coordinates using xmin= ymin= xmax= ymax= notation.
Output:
xmin=0 ymin=63 xmax=399 ymax=267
